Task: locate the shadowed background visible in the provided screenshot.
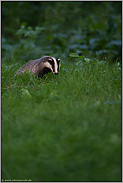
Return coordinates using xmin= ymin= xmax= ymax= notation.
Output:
xmin=2 ymin=1 xmax=122 ymax=64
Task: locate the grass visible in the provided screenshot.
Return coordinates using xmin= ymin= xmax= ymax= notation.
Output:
xmin=1 ymin=58 xmax=122 ymax=182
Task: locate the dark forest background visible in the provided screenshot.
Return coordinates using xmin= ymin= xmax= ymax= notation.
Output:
xmin=2 ymin=1 xmax=122 ymax=64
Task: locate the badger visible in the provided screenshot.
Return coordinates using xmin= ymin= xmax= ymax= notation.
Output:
xmin=15 ymin=56 xmax=60 ymax=77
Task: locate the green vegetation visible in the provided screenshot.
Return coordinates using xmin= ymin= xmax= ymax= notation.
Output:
xmin=2 ymin=2 xmax=122 ymax=63
xmin=2 ymin=1 xmax=122 ymax=182
xmin=2 ymin=57 xmax=121 ymax=181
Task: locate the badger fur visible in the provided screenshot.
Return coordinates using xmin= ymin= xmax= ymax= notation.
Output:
xmin=15 ymin=56 xmax=60 ymax=77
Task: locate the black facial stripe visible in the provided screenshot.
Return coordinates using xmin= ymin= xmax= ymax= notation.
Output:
xmin=56 ymin=59 xmax=60 ymax=71
xmin=48 ymin=59 xmax=55 ymax=72
xmin=48 ymin=60 xmax=54 ymax=67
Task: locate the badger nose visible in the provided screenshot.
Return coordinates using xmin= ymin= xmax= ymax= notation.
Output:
xmin=54 ymin=72 xmax=58 ymax=75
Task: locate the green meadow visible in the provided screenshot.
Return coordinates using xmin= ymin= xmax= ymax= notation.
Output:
xmin=1 ymin=57 xmax=122 ymax=181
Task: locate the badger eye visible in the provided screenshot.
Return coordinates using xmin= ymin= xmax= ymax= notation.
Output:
xmin=48 ymin=59 xmax=53 ymax=63
xmin=48 ymin=59 xmax=54 ymax=67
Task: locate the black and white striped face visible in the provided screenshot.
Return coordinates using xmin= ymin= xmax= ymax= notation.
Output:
xmin=45 ymin=57 xmax=60 ymax=75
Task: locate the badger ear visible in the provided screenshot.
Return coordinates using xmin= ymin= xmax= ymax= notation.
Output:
xmin=57 ymin=59 xmax=60 ymax=62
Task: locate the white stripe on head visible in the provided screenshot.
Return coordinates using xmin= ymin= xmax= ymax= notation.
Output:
xmin=51 ymin=57 xmax=58 ymax=75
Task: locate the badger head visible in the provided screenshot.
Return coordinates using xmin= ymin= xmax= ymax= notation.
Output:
xmin=43 ymin=56 xmax=60 ymax=75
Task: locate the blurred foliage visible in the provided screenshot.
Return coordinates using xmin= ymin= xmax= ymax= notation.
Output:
xmin=2 ymin=1 xmax=122 ymax=64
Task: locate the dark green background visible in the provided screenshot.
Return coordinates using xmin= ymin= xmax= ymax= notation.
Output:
xmin=2 ymin=1 xmax=122 ymax=64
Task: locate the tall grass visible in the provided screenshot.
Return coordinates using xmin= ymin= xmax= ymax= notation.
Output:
xmin=1 ymin=58 xmax=121 ymax=181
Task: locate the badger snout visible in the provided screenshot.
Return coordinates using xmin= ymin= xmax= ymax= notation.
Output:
xmin=54 ymin=72 xmax=58 ymax=75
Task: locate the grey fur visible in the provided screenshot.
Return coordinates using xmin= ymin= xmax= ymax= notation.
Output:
xmin=15 ymin=56 xmax=60 ymax=77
